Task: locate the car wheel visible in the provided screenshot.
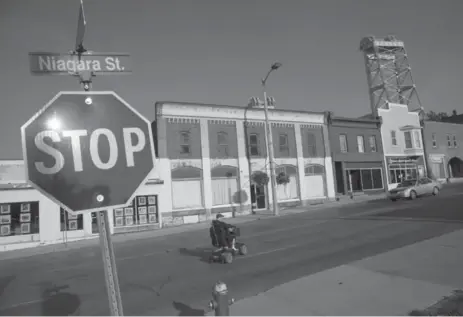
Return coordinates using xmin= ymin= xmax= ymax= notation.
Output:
xmin=432 ymin=187 xmax=439 ymax=196
xmin=391 ymin=198 xmax=397 ymax=202
xmin=410 ymin=190 xmax=417 ymax=200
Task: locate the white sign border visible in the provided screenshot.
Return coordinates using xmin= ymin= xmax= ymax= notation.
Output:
xmin=21 ymin=91 xmax=157 ymax=216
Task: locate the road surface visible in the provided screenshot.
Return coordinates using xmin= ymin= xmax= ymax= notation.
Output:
xmin=0 ymin=184 xmax=462 ymax=316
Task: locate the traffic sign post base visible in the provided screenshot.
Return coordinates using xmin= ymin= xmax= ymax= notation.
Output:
xmin=97 ymin=210 xmax=124 ymax=316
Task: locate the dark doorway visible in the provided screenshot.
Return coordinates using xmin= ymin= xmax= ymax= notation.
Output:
xmin=335 ymin=162 xmax=345 ymax=194
xmin=250 ymin=184 xmax=267 ymax=209
xmin=449 ymin=157 xmax=463 ymax=178
xmin=346 ymin=170 xmax=362 ymax=192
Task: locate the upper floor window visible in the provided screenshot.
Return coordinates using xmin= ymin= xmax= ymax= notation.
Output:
xmin=357 ymin=135 xmax=365 ymax=153
xmin=404 ymin=131 xmax=413 ymax=149
xmin=391 ymin=130 xmax=397 ymax=146
xmin=249 ymin=133 xmax=260 ymax=156
xmin=369 ymin=136 xmax=377 ymax=152
xmin=432 ymin=133 xmax=437 ymax=148
xmin=453 ymin=135 xmax=458 ymax=148
xmin=413 ymin=131 xmax=422 ymax=149
xmin=339 ymin=134 xmax=348 ymax=153
xmin=180 ymin=131 xmax=191 ymax=154
xmin=447 ymin=134 xmax=452 ymax=148
xmin=279 ymin=134 xmax=289 ymax=156
xmin=307 ymin=132 xmax=317 ymax=157
xmin=217 ymin=131 xmax=229 ymax=157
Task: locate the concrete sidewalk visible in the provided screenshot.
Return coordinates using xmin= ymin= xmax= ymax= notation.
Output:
xmin=0 ymin=193 xmax=386 ymax=260
xmin=212 ymin=229 xmax=463 ymax=316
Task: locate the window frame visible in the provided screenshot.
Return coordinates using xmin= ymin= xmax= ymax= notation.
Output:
xmin=339 ymin=134 xmax=348 ymax=153
xmin=368 ymin=135 xmax=377 ymax=152
xmin=278 ymin=133 xmax=289 ymax=157
xmin=307 ymin=132 xmax=317 ymax=157
xmin=357 ymin=135 xmax=365 ymax=153
xmin=447 ymin=134 xmax=452 ymax=148
xmin=453 ymin=135 xmax=458 ymax=148
xmin=249 ymin=133 xmax=260 ymax=156
xmin=217 ymin=131 xmax=229 ymax=157
xmin=391 ymin=130 xmax=397 ymax=146
xmin=413 ymin=130 xmax=422 ymax=149
xmin=404 ymin=131 xmax=413 ymax=149
xmin=179 ymin=131 xmax=191 ymax=155
xmin=432 ymin=133 xmax=437 ymax=148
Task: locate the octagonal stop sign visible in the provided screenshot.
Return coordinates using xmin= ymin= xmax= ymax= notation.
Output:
xmin=21 ymin=91 xmax=156 ymax=214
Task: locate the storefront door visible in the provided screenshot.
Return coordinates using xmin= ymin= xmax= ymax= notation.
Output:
xmin=251 ymin=184 xmax=267 ymax=210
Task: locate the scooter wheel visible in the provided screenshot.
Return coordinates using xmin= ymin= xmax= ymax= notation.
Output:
xmin=239 ymin=244 xmax=248 ymax=255
xmin=222 ymin=252 xmax=233 ymax=264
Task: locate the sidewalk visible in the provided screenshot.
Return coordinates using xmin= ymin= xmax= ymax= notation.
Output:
xmin=0 ymin=193 xmax=386 ymax=260
xmin=210 ymin=229 xmax=463 ymax=316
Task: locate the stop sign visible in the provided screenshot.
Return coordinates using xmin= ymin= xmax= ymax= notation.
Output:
xmin=21 ymin=91 xmax=156 ymax=214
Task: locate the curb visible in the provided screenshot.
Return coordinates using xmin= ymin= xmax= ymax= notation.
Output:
xmin=0 ymin=194 xmax=386 ymax=260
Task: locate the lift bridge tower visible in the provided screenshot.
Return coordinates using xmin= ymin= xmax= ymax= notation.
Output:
xmin=359 ymin=35 xmax=424 ymax=117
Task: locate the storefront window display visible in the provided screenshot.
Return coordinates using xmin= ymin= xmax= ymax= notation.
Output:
xmin=346 ymin=168 xmax=383 ymax=192
xmin=0 ymin=201 xmax=39 ymax=237
xmin=388 ymin=163 xmax=418 ymax=184
xmin=60 ymin=208 xmax=83 ymax=231
xmin=113 ymin=195 xmax=159 ymax=227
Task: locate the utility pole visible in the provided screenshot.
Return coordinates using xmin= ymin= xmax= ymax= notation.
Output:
xmin=262 ymin=62 xmax=281 ymax=216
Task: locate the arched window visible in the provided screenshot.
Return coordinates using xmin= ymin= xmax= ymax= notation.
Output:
xmin=171 ymin=166 xmax=202 ymax=180
xmin=304 ymin=164 xmax=325 ymax=176
xmin=276 ymin=164 xmax=297 ymax=176
xmin=211 ymin=165 xmax=238 ymax=178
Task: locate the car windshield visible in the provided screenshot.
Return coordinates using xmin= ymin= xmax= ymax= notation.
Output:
xmin=397 ymin=180 xmax=416 ymax=188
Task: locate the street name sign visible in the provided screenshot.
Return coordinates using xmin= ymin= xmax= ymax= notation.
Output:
xmin=21 ymin=91 xmax=155 ymax=215
xmin=29 ymin=52 xmax=132 ymax=75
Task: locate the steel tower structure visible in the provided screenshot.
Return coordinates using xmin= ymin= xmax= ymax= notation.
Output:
xmin=359 ymin=35 xmax=424 ymax=116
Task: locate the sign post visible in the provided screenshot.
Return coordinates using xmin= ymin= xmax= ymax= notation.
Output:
xmin=97 ymin=209 xmax=124 ymax=316
xmin=23 ymin=1 xmax=148 ymax=315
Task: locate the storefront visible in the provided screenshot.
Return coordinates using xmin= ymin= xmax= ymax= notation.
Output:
xmin=428 ymin=154 xmax=447 ymax=180
xmin=335 ymin=162 xmax=385 ymax=194
xmin=0 ymin=159 xmax=168 ymax=251
xmin=386 ymin=156 xmax=426 ymax=186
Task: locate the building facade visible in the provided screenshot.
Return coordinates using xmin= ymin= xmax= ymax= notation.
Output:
xmin=154 ymin=101 xmax=336 ymax=225
xmin=0 ymin=159 xmax=169 ymax=252
xmin=376 ymin=103 xmax=427 ymax=189
xmin=327 ymin=114 xmax=386 ymax=196
xmin=422 ymin=120 xmax=463 ymax=180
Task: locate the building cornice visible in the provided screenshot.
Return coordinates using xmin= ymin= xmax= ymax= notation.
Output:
xmin=155 ymin=102 xmax=326 ymax=125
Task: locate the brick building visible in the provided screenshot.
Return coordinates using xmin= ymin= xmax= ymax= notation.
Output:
xmin=153 ymin=101 xmax=336 ymax=225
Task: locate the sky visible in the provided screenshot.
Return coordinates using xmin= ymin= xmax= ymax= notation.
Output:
xmin=0 ymin=0 xmax=462 ymax=159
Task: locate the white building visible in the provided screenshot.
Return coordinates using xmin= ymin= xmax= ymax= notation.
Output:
xmin=0 ymin=159 xmax=169 ymax=252
xmin=369 ymin=103 xmax=427 ymax=190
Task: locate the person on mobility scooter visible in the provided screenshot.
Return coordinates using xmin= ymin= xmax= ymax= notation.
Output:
xmin=209 ymin=214 xmax=247 ymax=264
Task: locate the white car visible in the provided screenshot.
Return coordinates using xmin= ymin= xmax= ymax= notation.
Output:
xmin=387 ymin=177 xmax=443 ymax=201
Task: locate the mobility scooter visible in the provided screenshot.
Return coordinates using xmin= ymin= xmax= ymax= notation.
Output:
xmin=209 ymin=215 xmax=248 ymax=264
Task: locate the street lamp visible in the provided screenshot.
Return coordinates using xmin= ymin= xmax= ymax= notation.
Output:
xmin=261 ymin=62 xmax=281 ymax=216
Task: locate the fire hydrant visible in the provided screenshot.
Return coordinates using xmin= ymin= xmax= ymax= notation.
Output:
xmin=209 ymin=281 xmax=235 ymax=316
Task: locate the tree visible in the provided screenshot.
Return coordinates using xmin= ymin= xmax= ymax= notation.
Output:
xmin=425 ymin=110 xmax=450 ymax=122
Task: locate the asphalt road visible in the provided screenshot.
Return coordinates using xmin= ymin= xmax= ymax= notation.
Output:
xmin=0 ymin=183 xmax=462 ymax=316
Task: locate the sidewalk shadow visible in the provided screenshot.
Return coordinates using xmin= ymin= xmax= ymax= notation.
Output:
xmin=172 ymin=301 xmax=205 ymax=316
xmin=0 ymin=275 xmax=16 ymax=298
xmin=41 ymin=285 xmax=81 ymax=316
xmin=178 ymin=247 xmax=212 ymax=263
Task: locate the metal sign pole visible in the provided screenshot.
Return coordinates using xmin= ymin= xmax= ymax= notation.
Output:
xmin=96 ymin=210 xmax=124 ymax=316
